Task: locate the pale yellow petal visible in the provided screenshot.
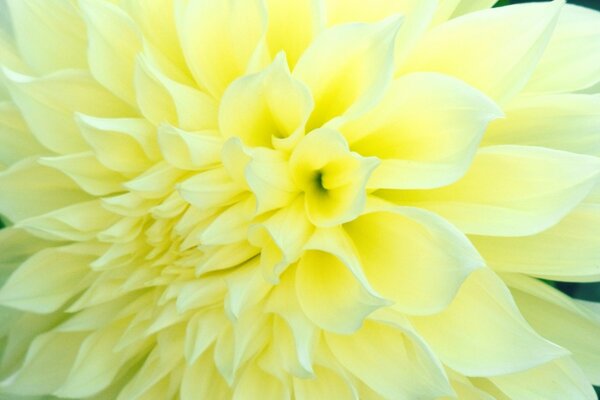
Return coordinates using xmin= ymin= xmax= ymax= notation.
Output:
xmin=484 ymin=94 xmax=600 ymax=157
xmin=293 ymin=16 xmax=402 ymax=130
xmin=79 ymin=0 xmax=142 ymax=105
xmin=219 ymin=53 xmax=313 ymax=149
xmin=2 ymin=68 xmax=134 ymax=154
xmin=325 ymin=319 xmax=453 ymax=399
xmin=411 ymin=269 xmax=567 ymax=376
xmin=0 ymin=101 xmax=47 ymax=166
xmin=0 ymin=158 xmax=91 ymax=222
xmin=341 ymin=72 xmax=501 ymax=189
xmin=179 ymin=0 xmax=269 ymax=98
xmin=157 ymin=125 xmax=222 ymax=170
xmin=398 ymin=145 xmax=600 ymax=236
xmin=345 ymin=204 xmax=483 ymax=315
xmin=7 ymin=0 xmax=87 ymax=74
xmin=293 ymin=366 xmax=357 ymax=400
xmin=525 ymin=5 xmax=600 ymax=94
xmin=181 ymin=350 xmax=232 ymax=400
xmin=403 ymin=1 xmax=563 ymax=103
xmin=471 ymin=204 xmax=600 ymax=281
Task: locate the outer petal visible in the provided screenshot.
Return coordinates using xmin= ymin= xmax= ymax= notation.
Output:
xmin=411 ymin=269 xmax=567 ymax=376
xmin=0 ymin=102 xmax=47 ymax=166
xmin=178 ymin=0 xmax=269 ymax=98
xmin=403 ymin=1 xmax=563 ymax=103
xmin=181 ymin=351 xmax=232 ymax=400
xmin=2 ymin=69 xmax=135 ymax=154
xmin=79 ymin=0 xmax=142 ymax=105
xmin=397 ymin=145 xmax=600 ymax=236
xmin=489 ymin=358 xmax=596 ymax=400
xmin=293 ymin=16 xmax=401 ymax=130
xmin=7 ymin=0 xmax=88 ymax=74
xmin=345 ymin=203 xmax=482 ymax=315
xmin=325 ymin=318 xmax=453 ymax=399
xmin=505 ymin=274 xmax=600 ymax=385
xmin=484 ymin=94 xmax=600 ymax=157
xmin=471 ymin=204 xmax=600 ymax=282
xmin=341 ymin=72 xmax=502 ymax=189
xmin=0 ymin=158 xmax=91 ymax=222
xmin=296 ymin=247 xmax=386 ymax=334
xmin=524 ymin=5 xmax=600 ymax=94
xmin=266 ymin=0 xmax=324 ymax=68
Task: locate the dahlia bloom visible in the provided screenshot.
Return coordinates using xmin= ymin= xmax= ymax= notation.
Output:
xmin=0 ymin=0 xmax=600 ymax=398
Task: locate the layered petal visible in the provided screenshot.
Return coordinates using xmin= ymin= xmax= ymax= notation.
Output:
xmin=345 ymin=204 xmax=483 ymax=315
xmin=397 ymin=145 xmax=600 ymax=236
xmin=403 ymin=1 xmax=563 ymax=103
xmin=411 ymin=269 xmax=567 ymax=376
xmin=341 ymin=72 xmax=502 ymax=189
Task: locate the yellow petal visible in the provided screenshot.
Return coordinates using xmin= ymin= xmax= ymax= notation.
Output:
xmin=181 ymin=351 xmax=232 ymax=400
xmin=233 ymin=363 xmax=290 ymax=400
xmin=77 ymin=115 xmax=158 ymax=174
xmin=341 ymin=72 xmax=501 ymax=189
xmin=219 ymin=53 xmax=313 ymax=149
xmin=266 ymin=0 xmax=323 ymax=68
xmin=472 ymin=204 xmax=600 ymax=281
xmin=79 ymin=0 xmax=142 ymax=105
xmin=490 ymin=358 xmax=596 ymax=400
xmin=398 ymin=145 xmax=600 ymax=236
xmin=296 ymin=249 xmax=385 ymax=334
xmin=39 ymin=152 xmax=125 ymax=196
xmin=293 ymin=366 xmax=356 ymax=400
xmin=2 ymin=68 xmax=134 ymax=154
xmin=0 ymin=158 xmax=91 ymax=222
xmin=0 ymin=101 xmax=47 ymax=166
xmin=484 ymin=94 xmax=600 ymax=157
xmin=525 ymin=5 xmax=600 ymax=94
xmin=345 ymin=204 xmax=483 ymax=315
xmin=505 ymin=273 xmax=600 ymax=385
xmin=403 ymin=1 xmax=563 ymax=103
xmin=293 ymin=16 xmax=402 ymax=130
xmin=0 ymin=243 xmax=97 ymax=313
xmin=157 ymin=125 xmax=222 ymax=170
xmin=7 ymin=0 xmax=87 ymax=74
xmin=325 ymin=319 xmax=453 ymax=399
xmin=179 ymin=0 xmax=269 ymax=98
xmin=411 ymin=269 xmax=568 ymax=376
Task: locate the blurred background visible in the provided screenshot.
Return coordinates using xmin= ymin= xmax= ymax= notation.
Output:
xmin=498 ymin=0 xmax=600 ymax=8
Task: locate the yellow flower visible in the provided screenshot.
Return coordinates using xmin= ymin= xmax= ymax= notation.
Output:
xmin=0 ymin=0 xmax=600 ymax=398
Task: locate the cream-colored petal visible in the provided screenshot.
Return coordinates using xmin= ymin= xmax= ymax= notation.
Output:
xmin=181 ymin=350 xmax=232 ymax=400
xmin=178 ymin=167 xmax=245 ymax=211
xmin=525 ymin=5 xmax=600 ymax=94
xmin=505 ymin=274 xmax=600 ymax=385
xmin=157 ymin=125 xmax=222 ymax=171
xmin=39 ymin=152 xmax=125 ymax=196
xmin=325 ymin=319 xmax=453 ymax=399
xmin=399 ymin=145 xmax=600 ymax=236
xmin=0 ymin=331 xmax=87 ymax=395
xmin=341 ymin=72 xmax=501 ymax=190
xmin=249 ymin=198 xmax=313 ymax=283
xmin=0 ymin=158 xmax=91 ymax=222
xmin=179 ymin=0 xmax=269 ymax=98
xmin=233 ymin=363 xmax=290 ymax=400
xmin=403 ymin=1 xmax=563 ymax=103
xmin=7 ymin=0 xmax=87 ymax=74
xmin=296 ymin=249 xmax=385 ymax=334
xmin=293 ymin=16 xmax=402 ymax=130
xmin=79 ymin=0 xmax=142 ymax=105
xmin=18 ymin=200 xmax=118 ymax=241
xmin=484 ymin=94 xmax=600 ymax=157
xmin=135 ymin=55 xmax=217 ymax=131
xmin=325 ymin=0 xmax=436 ymax=69
xmin=219 ymin=53 xmax=313 ymax=149
xmin=293 ymin=366 xmax=357 ymax=400
xmin=489 ymin=358 xmax=596 ymax=400
xmin=411 ymin=269 xmax=567 ymax=376
xmin=0 ymin=243 xmax=97 ymax=313
xmin=0 ymin=101 xmax=47 ymax=166
xmin=77 ymin=115 xmax=158 ymax=174
xmin=345 ymin=204 xmax=482 ymax=315
xmin=2 ymin=68 xmax=135 ymax=154
xmin=266 ymin=0 xmax=323 ymax=68
xmin=471 ymin=204 xmax=600 ymax=281
xmin=184 ymin=308 xmax=228 ymax=364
